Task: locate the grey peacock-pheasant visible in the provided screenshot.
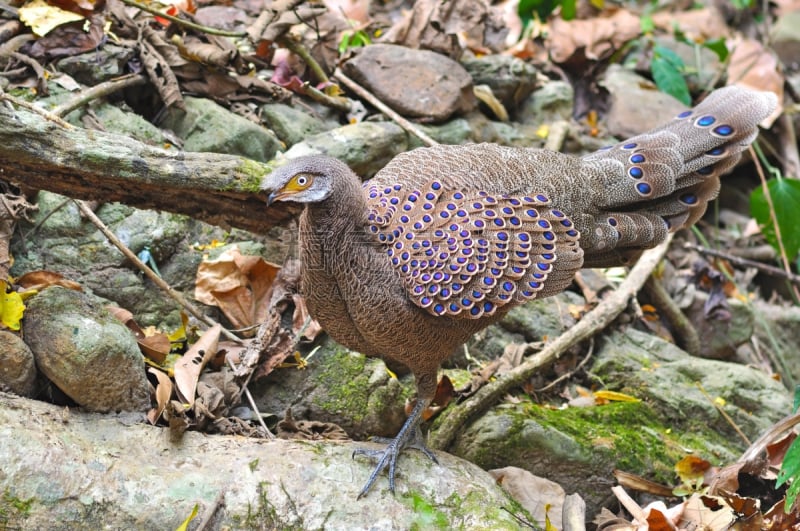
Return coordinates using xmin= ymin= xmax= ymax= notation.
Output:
xmin=261 ymin=86 xmax=777 ymax=497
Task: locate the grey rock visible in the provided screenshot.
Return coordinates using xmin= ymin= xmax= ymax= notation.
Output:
xmin=599 ymin=65 xmax=687 ymax=138
xmin=0 ymin=331 xmax=36 ymax=396
xmin=260 ymin=102 xmax=339 ymax=147
xmin=159 ymin=96 xmax=281 ymax=162
xmin=461 ymin=55 xmax=540 ymax=118
xmin=54 ymin=44 xmax=136 ymax=86
xmin=518 ymin=81 xmax=575 ymax=127
xmin=342 ymin=44 xmax=476 ymax=122
xmin=22 ymin=287 xmax=149 ymax=412
xmin=284 ymin=121 xmax=408 ymax=177
xmin=684 ymin=291 xmax=754 ymax=360
xmin=592 ymin=327 xmax=790 ymax=437
xmin=0 ymin=392 xmax=526 ymax=530
xmin=771 ymin=11 xmax=800 ymax=71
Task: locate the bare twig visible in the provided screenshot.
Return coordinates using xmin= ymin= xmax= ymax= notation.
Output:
xmin=684 ymin=241 xmax=800 ymax=286
xmin=696 ymin=383 xmax=750 ymax=446
xmin=333 ymin=69 xmax=439 ymax=147
xmin=0 ymin=89 xmax=73 ymax=129
xmin=643 ymin=275 xmax=701 ymax=356
xmin=429 ymin=236 xmax=672 ymax=450
xmin=72 ymin=200 xmax=236 ymax=340
xmin=117 ymin=0 xmax=247 ymax=37
xmin=51 ymin=74 xmax=148 ymax=118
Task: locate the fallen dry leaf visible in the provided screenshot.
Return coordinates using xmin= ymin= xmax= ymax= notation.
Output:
xmin=547 ymin=9 xmax=640 ymax=64
xmin=195 ymin=245 xmax=281 ymax=331
xmin=174 ymin=324 xmax=221 ymax=406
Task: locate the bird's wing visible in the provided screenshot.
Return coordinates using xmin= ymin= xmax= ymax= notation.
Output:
xmin=364 ymin=179 xmax=583 ymax=319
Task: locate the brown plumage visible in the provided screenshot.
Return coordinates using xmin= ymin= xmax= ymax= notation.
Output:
xmin=261 ymin=86 xmax=777 ymax=497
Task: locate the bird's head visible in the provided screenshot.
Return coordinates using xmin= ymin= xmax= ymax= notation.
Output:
xmin=261 ymin=155 xmax=348 ymax=206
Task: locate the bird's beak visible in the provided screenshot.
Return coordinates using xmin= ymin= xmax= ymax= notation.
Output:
xmin=266 ymin=191 xmax=278 ymax=206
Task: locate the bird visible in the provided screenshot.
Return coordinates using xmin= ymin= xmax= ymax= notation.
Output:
xmin=260 ymin=86 xmax=777 ymax=498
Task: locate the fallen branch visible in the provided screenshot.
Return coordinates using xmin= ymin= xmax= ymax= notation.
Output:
xmin=0 ymin=103 xmax=297 ymax=233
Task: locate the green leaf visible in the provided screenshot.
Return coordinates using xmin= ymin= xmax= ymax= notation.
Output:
xmin=560 ymin=0 xmax=576 ymax=20
xmin=702 ymin=38 xmax=729 ymax=62
xmin=794 ymin=384 xmax=800 ymax=413
xmin=518 ymin=0 xmax=560 ymax=23
xmin=651 ymin=45 xmax=691 ymax=105
xmin=778 ymin=436 xmax=800 ymax=511
xmin=640 ymin=15 xmax=654 ymax=34
xmin=750 ymin=178 xmax=800 ymax=261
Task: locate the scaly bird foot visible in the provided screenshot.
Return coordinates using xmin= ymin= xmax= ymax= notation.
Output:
xmin=352 ymin=399 xmax=436 ymax=498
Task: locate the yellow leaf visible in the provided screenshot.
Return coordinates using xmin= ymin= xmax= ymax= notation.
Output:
xmin=594 ymin=390 xmax=640 ymax=402
xmin=175 ymin=504 xmax=198 ymax=531
xmin=18 ymin=0 xmax=85 ymax=37
xmin=1 ymin=281 xmax=25 ymax=331
xmin=536 ymin=124 xmax=550 ymax=139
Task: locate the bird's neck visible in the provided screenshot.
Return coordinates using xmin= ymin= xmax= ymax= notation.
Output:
xmin=303 ymin=171 xmax=370 ymax=239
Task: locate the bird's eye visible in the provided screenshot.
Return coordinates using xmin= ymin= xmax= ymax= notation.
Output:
xmin=293 ymin=174 xmax=312 ymax=188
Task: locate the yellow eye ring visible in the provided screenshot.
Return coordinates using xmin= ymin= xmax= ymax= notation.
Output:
xmin=291 ymin=174 xmax=313 ymax=190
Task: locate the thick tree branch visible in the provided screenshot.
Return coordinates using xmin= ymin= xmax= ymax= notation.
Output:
xmin=0 ymin=104 xmax=299 ymax=233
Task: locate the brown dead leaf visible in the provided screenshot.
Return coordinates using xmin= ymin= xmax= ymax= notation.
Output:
xmin=727 ymin=38 xmax=783 ymax=128
xmin=614 ymin=470 xmax=675 ymax=497
xmin=381 ymin=0 xmax=508 ymax=58
xmin=675 ymin=454 xmax=712 ymax=484
xmin=16 ymin=270 xmax=81 ymax=291
xmin=195 ymin=246 xmax=281 ymax=331
xmin=489 ymin=467 xmax=566 ymax=530
xmin=107 ymin=305 xmax=170 ymax=364
xmin=173 ymin=324 xmax=221 ymax=405
xmin=547 ymin=8 xmax=640 ymax=64
xmin=147 ymin=367 xmax=173 ymax=425
xmin=650 ymin=7 xmax=730 ymax=41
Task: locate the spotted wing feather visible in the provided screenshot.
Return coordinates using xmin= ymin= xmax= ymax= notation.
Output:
xmin=365 ymin=180 xmax=583 ymax=319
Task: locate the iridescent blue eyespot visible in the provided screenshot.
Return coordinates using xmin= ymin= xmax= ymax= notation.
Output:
xmin=483 ymin=302 xmax=494 ymax=312
xmin=498 ymin=232 xmax=509 ymax=241
xmin=630 ymin=154 xmax=645 ymax=164
xmin=713 ymin=125 xmax=733 ymax=136
xmin=697 ymin=165 xmax=713 ymax=175
xmin=431 ymin=181 xmax=441 ymax=190
xmin=538 ymin=220 xmax=550 ymax=228
xmin=543 ymin=232 xmax=554 ymax=241
xmin=457 ymin=210 xmax=467 ymax=217
xmin=519 ymin=233 xmax=530 ymax=242
xmin=608 ymin=217 xmax=617 ymax=226
xmin=408 ymin=194 xmax=417 ymax=202
xmin=503 ymin=281 xmax=514 ymax=291
xmin=421 ymin=296 xmax=431 ymax=305
xmin=535 ymin=194 xmax=548 ymax=202
xmin=493 ymin=218 xmax=504 ymax=227
xmin=509 ymin=217 xmax=521 ymax=226
xmin=542 ymin=253 xmax=554 ymax=260
xmin=636 ymin=182 xmax=652 ymax=195
xmin=433 ymin=303 xmax=445 ymax=314
xmin=679 ymin=193 xmax=698 ymax=205
xmin=696 ymin=115 xmax=716 ymax=127
xmin=623 ymin=142 xmax=637 ymax=150
xmin=628 ymin=167 xmax=643 ymax=179
xmin=707 ymin=147 xmax=725 ymax=156
xmin=525 ymin=209 xmax=538 ymax=218
xmin=403 ymin=204 xmax=412 ymax=211
xmin=449 ymin=303 xmax=459 ymax=312
xmin=440 ymin=211 xmax=449 ymax=218
xmin=401 ymin=265 xmax=409 ymax=273
xmin=474 ymin=219 xmax=485 ymax=228
xmin=677 ymin=110 xmax=692 ymax=119
xmin=470 ymin=306 xmax=481 ymax=316
xmin=454 ymin=192 xmax=463 ymax=199
xmin=567 ymin=230 xmax=578 ymax=237
xmin=502 ymin=207 xmax=514 ymax=215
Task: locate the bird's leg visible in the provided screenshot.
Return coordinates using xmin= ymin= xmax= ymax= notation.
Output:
xmin=352 ymin=397 xmax=438 ymax=498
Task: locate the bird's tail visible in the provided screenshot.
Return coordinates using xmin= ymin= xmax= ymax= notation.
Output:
xmin=577 ymin=86 xmax=777 ymax=267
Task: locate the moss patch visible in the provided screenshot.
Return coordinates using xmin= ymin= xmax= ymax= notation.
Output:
xmin=520 ymin=400 xmax=741 ymax=483
xmin=311 ymin=347 xmax=372 ymax=422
